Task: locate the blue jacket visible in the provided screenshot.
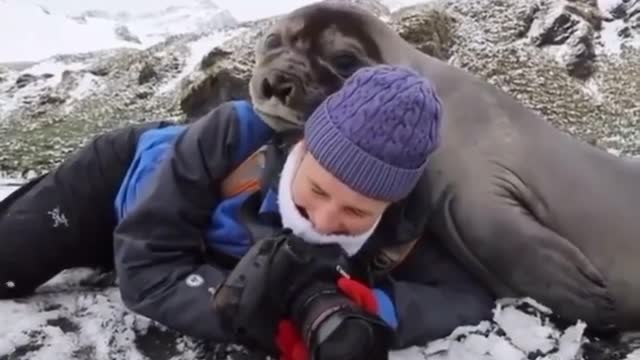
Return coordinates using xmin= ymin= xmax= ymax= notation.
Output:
xmin=112 ymin=100 xmax=495 ymax=350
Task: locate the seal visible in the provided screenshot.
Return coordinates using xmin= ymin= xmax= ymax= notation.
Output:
xmin=248 ymin=2 xmax=639 ymax=332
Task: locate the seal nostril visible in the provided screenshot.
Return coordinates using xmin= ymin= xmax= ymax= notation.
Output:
xmin=276 ymin=85 xmax=293 ymax=100
xmin=263 ymin=72 xmax=296 ymax=104
xmin=273 ymin=84 xmax=293 ymax=104
xmin=262 ymin=78 xmax=273 ymax=99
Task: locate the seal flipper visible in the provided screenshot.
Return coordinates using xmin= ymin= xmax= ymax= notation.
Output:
xmin=435 ymin=187 xmax=618 ymax=331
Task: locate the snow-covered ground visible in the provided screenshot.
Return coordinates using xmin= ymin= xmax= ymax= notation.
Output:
xmin=2 ymin=0 xmax=640 ymax=358
xmin=0 ymin=179 xmax=18 ymax=199
xmin=0 ymin=178 xmax=632 ymax=360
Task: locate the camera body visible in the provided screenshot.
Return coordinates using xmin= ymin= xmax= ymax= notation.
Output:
xmin=211 ymin=229 xmax=393 ymax=358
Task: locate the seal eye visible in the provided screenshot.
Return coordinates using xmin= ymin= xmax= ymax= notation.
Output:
xmin=264 ymin=34 xmax=282 ymax=50
xmin=331 ymin=53 xmax=361 ymax=77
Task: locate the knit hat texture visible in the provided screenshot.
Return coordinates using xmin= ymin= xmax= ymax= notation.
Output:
xmin=304 ymin=64 xmax=443 ymax=202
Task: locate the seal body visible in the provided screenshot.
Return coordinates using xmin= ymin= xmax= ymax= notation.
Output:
xmin=249 ymin=2 xmax=640 ymax=332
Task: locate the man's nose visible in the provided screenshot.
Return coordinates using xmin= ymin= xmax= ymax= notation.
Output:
xmin=309 ymin=207 xmax=342 ymax=235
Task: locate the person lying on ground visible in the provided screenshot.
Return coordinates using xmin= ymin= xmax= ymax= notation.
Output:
xmin=0 ymin=65 xmax=495 ymax=359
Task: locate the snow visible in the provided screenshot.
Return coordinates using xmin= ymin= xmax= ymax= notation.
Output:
xmin=0 ymin=0 xmax=435 ymax=64
xmin=595 ymin=0 xmax=640 ymax=55
xmin=0 ymin=0 xmax=236 ymax=63
xmin=157 ymin=28 xmax=246 ymax=94
xmin=599 ymin=18 xmax=627 ymax=55
xmin=1 ymin=177 xmax=639 ymax=359
xmin=1 ymin=0 xmax=640 ymax=358
xmin=68 ymin=72 xmax=103 ymax=101
xmin=0 ymin=59 xmax=90 ymax=119
xmin=0 ymin=179 xmax=19 ymax=199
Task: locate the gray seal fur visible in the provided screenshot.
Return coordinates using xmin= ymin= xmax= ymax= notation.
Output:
xmin=249 ymin=2 xmax=640 ymax=332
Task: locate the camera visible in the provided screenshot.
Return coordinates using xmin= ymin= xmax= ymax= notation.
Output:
xmin=290 ymin=279 xmax=394 ymax=360
xmin=211 ymin=229 xmax=393 ymax=359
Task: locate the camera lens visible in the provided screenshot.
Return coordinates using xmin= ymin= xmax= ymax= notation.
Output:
xmin=290 ymin=281 xmax=378 ymax=359
xmin=315 ymin=317 xmax=373 ymax=359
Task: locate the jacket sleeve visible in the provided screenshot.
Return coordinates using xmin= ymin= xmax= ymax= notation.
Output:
xmin=376 ymin=237 xmax=496 ymax=349
xmin=113 ymin=102 xmax=249 ymax=342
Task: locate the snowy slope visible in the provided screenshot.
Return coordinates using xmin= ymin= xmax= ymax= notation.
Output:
xmin=0 ymin=0 xmax=433 ymax=64
xmin=0 ymin=0 xmax=237 ymax=63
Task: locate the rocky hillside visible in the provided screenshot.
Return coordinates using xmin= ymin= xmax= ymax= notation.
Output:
xmin=1 ymin=0 xmax=639 ymax=176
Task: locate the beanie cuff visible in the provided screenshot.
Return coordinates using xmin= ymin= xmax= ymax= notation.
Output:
xmin=305 ymin=107 xmax=426 ymax=202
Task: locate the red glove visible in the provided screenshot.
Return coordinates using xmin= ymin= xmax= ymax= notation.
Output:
xmin=276 ymin=319 xmax=309 ymax=360
xmin=337 ymin=276 xmax=378 ymax=314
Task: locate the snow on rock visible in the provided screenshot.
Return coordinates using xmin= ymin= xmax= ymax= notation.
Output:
xmin=0 ymin=0 xmax=238 ymax=63
xmin=597 ymin=0 xmax=640 ymax=54
xmin=0 ymin=58 xmax=96 ymax=120
xmin=1 ymin=0 xmax=638 ymax=175
xmin=0 ymin=27 xmax=244 ymax=176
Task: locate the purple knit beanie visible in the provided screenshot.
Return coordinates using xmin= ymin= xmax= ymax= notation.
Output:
xmin=304 ymin=64 xmax=443 ymax=202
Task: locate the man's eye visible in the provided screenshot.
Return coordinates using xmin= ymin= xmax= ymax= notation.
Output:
xmin=311 ymin=187 xmax=326 ymax=196
xmin=347 ymin=208 xmax=366 ymax=218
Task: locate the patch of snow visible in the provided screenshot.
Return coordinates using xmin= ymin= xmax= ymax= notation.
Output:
xmin=383 ymin=0 xmax=434 ymax=12
xmin=597 ymin=0 xmax=622 ymax=13
xmin=23 ymin=60 xmax=90 ymax=86
xmin=599 ymin=19 xmax=628 ymax=55
xmin=0 ymin=0 xmax=435 ymax=64
xmin=0 ymin=0 xmax=237 ymax=63
xmin=626 ymin=348 xmax=640 ymax=359
xmin=581 ymin=77 xmax=604 ymax=104
xmin=213 ymin=0 xmax=322 ymax=22
xmin=0 ymin=178 xmax=20 ymax=199
xmin=391 ymin=298 xmax=589 ymax=360
xmin=68 ymin=72 xmax=103 ymax=101
xmin=493 ymin=301 xmax=559 ymax=354
xmin=157 ymin=28 xmax=246 ymax=95
xmin=595 ymin=0 xmax=640 ymax=56
xmin=0 ymin=60 xmax=89 ymax=119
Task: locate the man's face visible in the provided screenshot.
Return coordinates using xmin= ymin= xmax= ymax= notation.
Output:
xmin=291 ymin=148 xmax=390 ymax=236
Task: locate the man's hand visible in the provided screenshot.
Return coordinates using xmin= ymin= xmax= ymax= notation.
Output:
xmin=210 ymin=229 xmax=351 ymax=352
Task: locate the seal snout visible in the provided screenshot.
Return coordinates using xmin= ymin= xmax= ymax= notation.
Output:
xmin=261 ymin=70 xmax=300 ymax=106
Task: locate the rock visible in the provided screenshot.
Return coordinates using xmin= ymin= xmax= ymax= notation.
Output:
xmin=177 ymin=23 xmax=270 ymax=118
xmin=88 ymin=65 xmax=111 ymax=77
xmin=527 ymin=0 xmax=601 ymax=79
xmin=609 ymin=0 xmax=640 ymax=20
xmin=199 ymin=47 xmax=233 ymax=71
xmin=38 ymin=93 xmax=66 ymax=106
xmin=138 ymin=62 xmax=158 ymax=84
xmin=179 ymin=67 xmax=250 ymax=120
xmin=599 ymin=0 xmax=640 ymax=52
xmin=15 ymin=73 xmax=38 ymax=89
xmin=391 ymin=4 xmax=458 ymax=60
xmin=114 ymin=25 xmax=142 ymax=44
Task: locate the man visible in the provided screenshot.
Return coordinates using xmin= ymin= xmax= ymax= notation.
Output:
xmin=0 ymin=65 xmax=494 ymax=358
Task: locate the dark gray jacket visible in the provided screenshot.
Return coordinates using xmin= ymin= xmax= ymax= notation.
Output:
xmin=112 ymin=100 xmax=495 ymax=351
